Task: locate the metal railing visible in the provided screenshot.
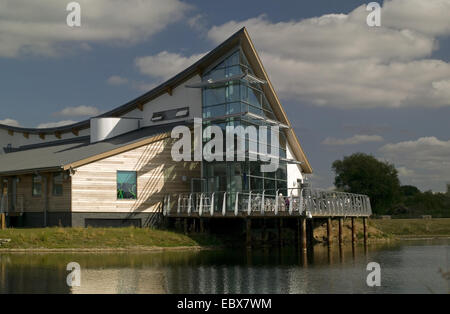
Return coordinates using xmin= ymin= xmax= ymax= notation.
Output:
xmin=163 ymin=188 xmax=372 ymax=217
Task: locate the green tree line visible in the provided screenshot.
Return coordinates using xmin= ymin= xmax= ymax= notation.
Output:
xmin=332 ymin=153 xmax=450 ymax=217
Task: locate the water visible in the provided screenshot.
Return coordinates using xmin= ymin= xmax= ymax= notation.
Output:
xmin=0 ymin=239 xmax=449 ymax=294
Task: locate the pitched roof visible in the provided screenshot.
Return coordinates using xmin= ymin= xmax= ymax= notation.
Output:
xmin=0 ymin=27 xmax=312 ymax=173
xmin=0 ymin=123 xmax=180 ymax=176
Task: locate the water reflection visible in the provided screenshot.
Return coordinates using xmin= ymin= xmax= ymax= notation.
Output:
xmin=0 ymin=239 xmax=449 ymax=294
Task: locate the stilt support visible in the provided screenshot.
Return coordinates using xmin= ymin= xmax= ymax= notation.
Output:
xmin=246 ymin=218 xmax=252 ymax=248
xmin=0 ymin=213 xmax=5 ymax=230
xmin=338 ymin=217 xmax=343 ymax=246
xmin=278 ymin=218 xmax=283 ymax=247
xmin=307 ymin=219 xmax=314 ymax=246
xmin=327 ymin=217 xmax=332 ymax=246
xmin=261 ymin=219 xmax=266 ymax=243
xmin=200 ymin=218 xmax=204 ymax=233
xmin=363 ymin=217 xmax=368 ymax=245
xmin=351 ymin=217 xmax=356 ymax=244
xmin=301 ymin=218 xmax=307 ymax=251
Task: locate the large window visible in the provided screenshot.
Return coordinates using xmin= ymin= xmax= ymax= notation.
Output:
xmin=32 ymin=175 xmax=42 ymax=197
xmin=202 ymin=48 xmax=289 ymax=206
xmin=117 ymin=171 xmax=137 ymax=200
xmin=53 ymin=173 xmax=63 ymax=196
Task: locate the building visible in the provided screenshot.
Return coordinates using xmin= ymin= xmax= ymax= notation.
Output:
xmin=0 ymin=28 xmax=315 ymax=228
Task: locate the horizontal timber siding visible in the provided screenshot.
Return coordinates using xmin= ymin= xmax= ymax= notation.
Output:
xmin=71 ymin=138 xmax=200 ymax=214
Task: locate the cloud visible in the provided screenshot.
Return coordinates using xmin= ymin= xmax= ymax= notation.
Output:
xmin=379 ymin=137 xmax=450 ymax=191
xmin=206 ymin=1 xmax=450 ymax=109
xmin=322 ymin=134 xmax=384 ymax=145
xmin=0 ymin=0 xmax=191 ymax=57
xmin=107 ymin=75 xmax=128 ymax=86
xmin=135 ymin=51 xmax=205 ymax=81
xmin=37 ymin=120 xmax=77 ymax=128
xmin=0 ymin=118 xmax=21 ymax=127
xmin=188 ymin=14 xmax=208 ymax=33
xmin=54 ymin=105 xmax=101 ymax=117
xmin=397 ymin=166 xmax=416 ymax=177
xmin=382 ymin=0 xmax=450 ymax=36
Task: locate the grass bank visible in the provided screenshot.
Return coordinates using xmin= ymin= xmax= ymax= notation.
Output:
xmin=369 ymin=218 xmax=450 ymax=238
xmin=311 ymin=218 xmax=450 ymax=243
xmin=0 ymin=227 xmax=222 ymax=250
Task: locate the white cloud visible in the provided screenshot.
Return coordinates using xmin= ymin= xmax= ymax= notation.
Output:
xmin=37 ymin=120 xmax=77 ymax=128
xmin=107 ymin=75 xmax=128 ymax=86
xmin=188 ymin=14 xmax=208 ymax=33
xmin=0 ymin=118 xmax=21 ymax=127
xmin=379 ymin=137 xmax=450 ymax=191
xmin=54 ymin=105 xmax=101 ymax=117
xmin=208 ymin=13 xmax=435 ymax=63
xmin=397 ymin=166 xmax=416 ymax=177
xmin=135 ymin=51 xmax=205 ymax=81
xmin=0 ymin=0 xmax=191 ymax=57
xmin=206 ymin=1 xmax=450 ymax=109
xmin=382 ymin=0 xmax=450 ymax=36
xmin=322 ymin=134 xmax=384 ymax=145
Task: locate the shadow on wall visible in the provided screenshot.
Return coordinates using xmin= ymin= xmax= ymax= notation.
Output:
xmin=124 ymin=137 xmax=200 ymax=227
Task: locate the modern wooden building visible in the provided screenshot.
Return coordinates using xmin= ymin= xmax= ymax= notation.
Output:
xmin=0 ymin=28 xmax=370 ymax=229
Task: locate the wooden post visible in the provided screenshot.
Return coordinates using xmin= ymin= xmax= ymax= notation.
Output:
xmin=327 ymin=217 xmax=332 ymax=246
xmin=183 ymin=218 xmax=188 ymax=234
xmin=246 ymin=218 xmax=252 ymax=247
xmin=338 ymin=217 xmax=343 ymax=246
xmin=363 ymin=217 xmax=368 ymax=245
xmin=327 ymin=245 xmax=332 ymax=265
xmin=301 ymin=218 xmax=307 ymax=251
xmin=339 ymin=243 xmax=344 ymax=263
xmin=0 ymin=213 xmax=5 ymax=230
xmin=261 ymin=219 xmax=266 ymax=243
xmin=278 ymin=218 xmax=283 ymax=247
xmin=307 ymin=219 xmax=314 ymax=246
xmin=351 ymin=217 xmax=356 ymax=244
xmin=200 ymin=218 xmax=204 ymax=233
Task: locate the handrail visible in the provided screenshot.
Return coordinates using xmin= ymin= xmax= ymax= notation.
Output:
xmin=164 ymin=189 xmax=372 ymax=217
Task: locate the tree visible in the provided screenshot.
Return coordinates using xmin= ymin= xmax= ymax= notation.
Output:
xmin=400 ymin=185 xmax=421 ymax=198
xmin=332 ymin=153 xmax=401 ymax=214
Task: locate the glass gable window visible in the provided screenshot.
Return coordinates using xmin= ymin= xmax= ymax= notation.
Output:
xmin=117 ymin=171 xmax=137 ymax=200
xmin=53 ymin=173 xmax=63 ymax=196
xmin=32 ymin=175 xmax=42 ymax=197
xmin=202 ymin=47 xmax=289 ymax=206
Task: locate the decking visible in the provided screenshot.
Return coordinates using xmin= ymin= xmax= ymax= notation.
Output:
xmin=163 ymin=189 xmax=372 ymax=249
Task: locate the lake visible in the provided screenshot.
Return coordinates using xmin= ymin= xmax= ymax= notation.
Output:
xmin=0 ymin=239 xmax=449 ymax=294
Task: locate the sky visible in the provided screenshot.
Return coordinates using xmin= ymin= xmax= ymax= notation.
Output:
xmin=0 ymin=0 xmax=450 ymax=192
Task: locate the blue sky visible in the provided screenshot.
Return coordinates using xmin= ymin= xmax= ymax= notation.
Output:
xmin=1 ymin=0 xmax=450 ymax=192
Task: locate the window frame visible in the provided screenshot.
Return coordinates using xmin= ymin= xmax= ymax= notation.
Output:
xmin=32 ymin=174 xmax=42 ymax=197
xmin=52 ymin=172 xmax=64 ymax=197
xmin=116 ymin=171 xmax=138 ymax=200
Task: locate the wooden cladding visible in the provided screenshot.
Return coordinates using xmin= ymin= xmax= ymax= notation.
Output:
xmin=71 ymin=138 xmax=200 ymax=213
